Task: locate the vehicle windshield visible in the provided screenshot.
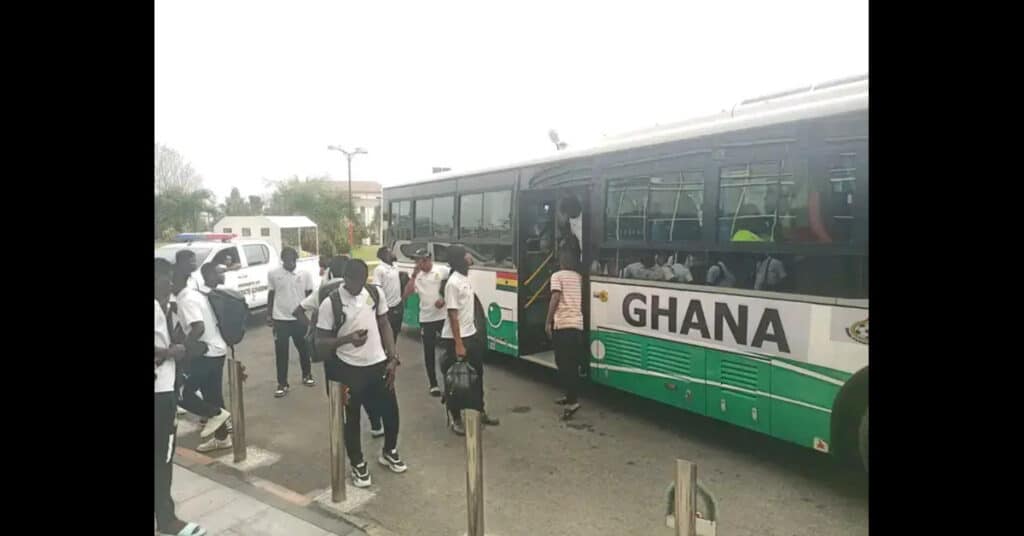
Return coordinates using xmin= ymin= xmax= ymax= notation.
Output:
xmin=154 ymin=246 xmax=213 ymax=267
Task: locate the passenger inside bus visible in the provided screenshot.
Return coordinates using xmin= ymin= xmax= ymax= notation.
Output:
xmin=754 ymin=254 xmax=787 ymax=291
xmin=656 ymin=252 xmax=694 ymax=283
xmin=705 ymin=255 xmax=737 ymax=287
xmin=731 ymin=203 xmax=768 ymax=242
xmin=622 ymin=253 xmax=664 ymax=281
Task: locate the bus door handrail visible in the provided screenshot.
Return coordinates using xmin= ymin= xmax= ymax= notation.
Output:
xmin=525 ymin=280 xmax=549 ymax=309
xmin=523 ymin=251 xmax=554 ymax=287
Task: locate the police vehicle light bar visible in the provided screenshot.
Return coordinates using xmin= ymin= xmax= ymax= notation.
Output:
xmin=174 ymin=232 xmax=237 ymax=243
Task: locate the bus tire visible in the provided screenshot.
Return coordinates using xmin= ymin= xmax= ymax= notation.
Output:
xmin=858 ymin=406 xmax=868 ymax=473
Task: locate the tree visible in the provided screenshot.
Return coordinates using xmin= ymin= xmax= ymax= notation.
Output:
xmin=267 ymin=176 xmax=363 ymax=252
xmin=154 ymin=144 xmax=215 ymax=236
xmin=223 ymin=187 xmax=250 ymax=216
xmin=156 ymin=187 xmax=217 ymax=236
xmin=155 ymin=143 xmax=204 ymax=193
xmin=248 ymin=195 xmax=263 ymax=215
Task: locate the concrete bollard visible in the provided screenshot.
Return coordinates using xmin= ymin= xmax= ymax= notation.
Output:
xmin=329 ymin=381 xmax=347 ymax=503
xmin=462 ymin=409 xmax=484 ymax=536
xmin=227 ymin=358 xmax=247 ymax=463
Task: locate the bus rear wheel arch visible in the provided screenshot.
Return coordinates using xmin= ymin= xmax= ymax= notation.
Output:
xmin=830 ymin=367 xmax=868 ymax=472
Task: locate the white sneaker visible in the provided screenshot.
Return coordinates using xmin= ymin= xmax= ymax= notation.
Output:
xmin=196 ymin=436 xmax=233 ymax=453
xmin=201 ymin=409 xmax=231 ymax=438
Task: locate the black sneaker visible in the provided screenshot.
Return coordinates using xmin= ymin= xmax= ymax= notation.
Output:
xmin=302 ymin=375 xmax=316 ymax=387
xmin=274 ymin=385 xmax=289 ymax=398
xmin=351 ymin=461 xmax=371 ymax=487
xmin=481 ymin=413 xmax=500 ymax=426
xmin=554 ymin=397 xmax=570 ymax=405
xmin=378 ymin=449 xmax=408 ymax=473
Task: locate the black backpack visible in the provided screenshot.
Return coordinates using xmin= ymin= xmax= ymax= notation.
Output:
xmin=444 ymin=360 xmax=481 ymax=412
xmin=202 ymin=288 xmax=249 ymax=353
xmin=310 ymin=283 xmax=381 ymax=363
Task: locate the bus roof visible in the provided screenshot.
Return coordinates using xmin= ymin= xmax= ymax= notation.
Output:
xmin=384 ymin=74 xmax=868 ymax=192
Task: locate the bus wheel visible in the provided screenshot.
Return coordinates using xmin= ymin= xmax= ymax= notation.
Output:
xmin=858 ymin=406 xmax=869 ymax=473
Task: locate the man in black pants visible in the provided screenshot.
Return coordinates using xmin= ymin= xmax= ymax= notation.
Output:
xmin=268 ymin=247 xmax=316 ymax=397
xmin=175 ymin=263 xmax=232 ymax=452
xmin=295 ymin=255 xmax=384 ymax=436
xmin=402 ymin=249 xmax=449 ymax=397
xmin=439 ymin=245 xmax=499 ymax=435
xmin=316 ymin=259 xmax=405 ymax=488
xmin=154 ymin=258 xmax=207 ymax=536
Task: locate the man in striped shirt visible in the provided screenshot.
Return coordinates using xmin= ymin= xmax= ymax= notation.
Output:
xmin=546 ymin=250 xmax=585 ymax=420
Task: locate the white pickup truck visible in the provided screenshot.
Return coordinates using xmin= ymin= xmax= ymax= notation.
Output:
xmin=155 ymin=234 xmax=321 ymax=309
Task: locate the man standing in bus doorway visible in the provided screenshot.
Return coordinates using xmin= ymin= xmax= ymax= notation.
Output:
xmin=402 ymin=248 xmax=449 ymax=397
xmin=546 ymin=250 xmax=585 ymax=420
xmin=267 ymin=247 xmax=316 ymax=397
xmin=440 ymin=245 xmax=500 ymax=435
xmin=557 ymin=196 xmax=583 ymax=263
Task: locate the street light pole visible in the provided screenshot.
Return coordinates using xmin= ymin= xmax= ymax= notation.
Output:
xmin=327 ymin=145 xmax=367 ymax=246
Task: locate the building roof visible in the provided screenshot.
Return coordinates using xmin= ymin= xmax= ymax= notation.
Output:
xmin=327 ymin=180 xmax=381 ymax=194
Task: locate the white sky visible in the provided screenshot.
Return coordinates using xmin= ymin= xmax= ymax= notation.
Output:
xmin=155 ymin=0 xmax=867 ymax=201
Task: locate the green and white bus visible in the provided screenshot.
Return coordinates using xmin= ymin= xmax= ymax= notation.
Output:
xmin=384 ymin=74 xmax=868 ymax=471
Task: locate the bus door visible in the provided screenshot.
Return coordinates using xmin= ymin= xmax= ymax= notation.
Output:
xmin=517 ymin=187 xmax=589 ymax=358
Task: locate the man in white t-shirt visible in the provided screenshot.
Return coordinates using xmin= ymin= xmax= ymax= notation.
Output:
xmin=373 ymin=246 xmax=404 ymax=345
xmin=295 ymin=255 xmax=385 ymax=437
xmin=316 ymin=259 xmax=405 ymax=488
xmin=402 ymin=248 xmax=450 ymax=397
xmin=175 ymin=263 xmax=232 ymax=452
xmin=267 ymin=247 xmax=316 ymax=397
xmin=154 ymin=259 xmax=208 ymax=536
xmin=440 ymin=245 xmax=499 ymax=435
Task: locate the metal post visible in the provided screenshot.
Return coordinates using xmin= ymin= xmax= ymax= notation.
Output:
xmin=463 ymin=409 xmax=484 ymax=536
xmin=329 ymin=381 xmax=347 ymax=503
xmin=227 ymin=358 xmax=246 ymax=463
xmin=347 ymin=156 xmax=354 ymax=225
xmin=675 ymin=459 xmax=697 ymax=536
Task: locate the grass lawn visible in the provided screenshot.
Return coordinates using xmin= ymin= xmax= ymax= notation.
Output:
xmin=349 ymin=244 xmax=379 ymax=261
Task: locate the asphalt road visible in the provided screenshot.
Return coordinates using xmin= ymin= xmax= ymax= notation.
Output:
xmin=177 ymin=313 xmax=868 ymax=536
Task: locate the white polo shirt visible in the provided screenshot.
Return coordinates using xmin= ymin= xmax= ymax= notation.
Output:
xmin=316 ymin=286 xmax=389 ymax=367
xmin=300 ymin=277 xmax=343 ymax=313
xmin=372 ymin=262 xmax=403 ymax=308
xmin=414 ymin=264 xmax=450 ymax=323
xmin=441 ymin=271 xmax=476 ymax=339
xmin=154 ymin=300 xmax=176 ymax=394
xmin=268 ymin=267 xmax=314 ymax=321
xmin=176 ymin=286 xmax=228 ymax=357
